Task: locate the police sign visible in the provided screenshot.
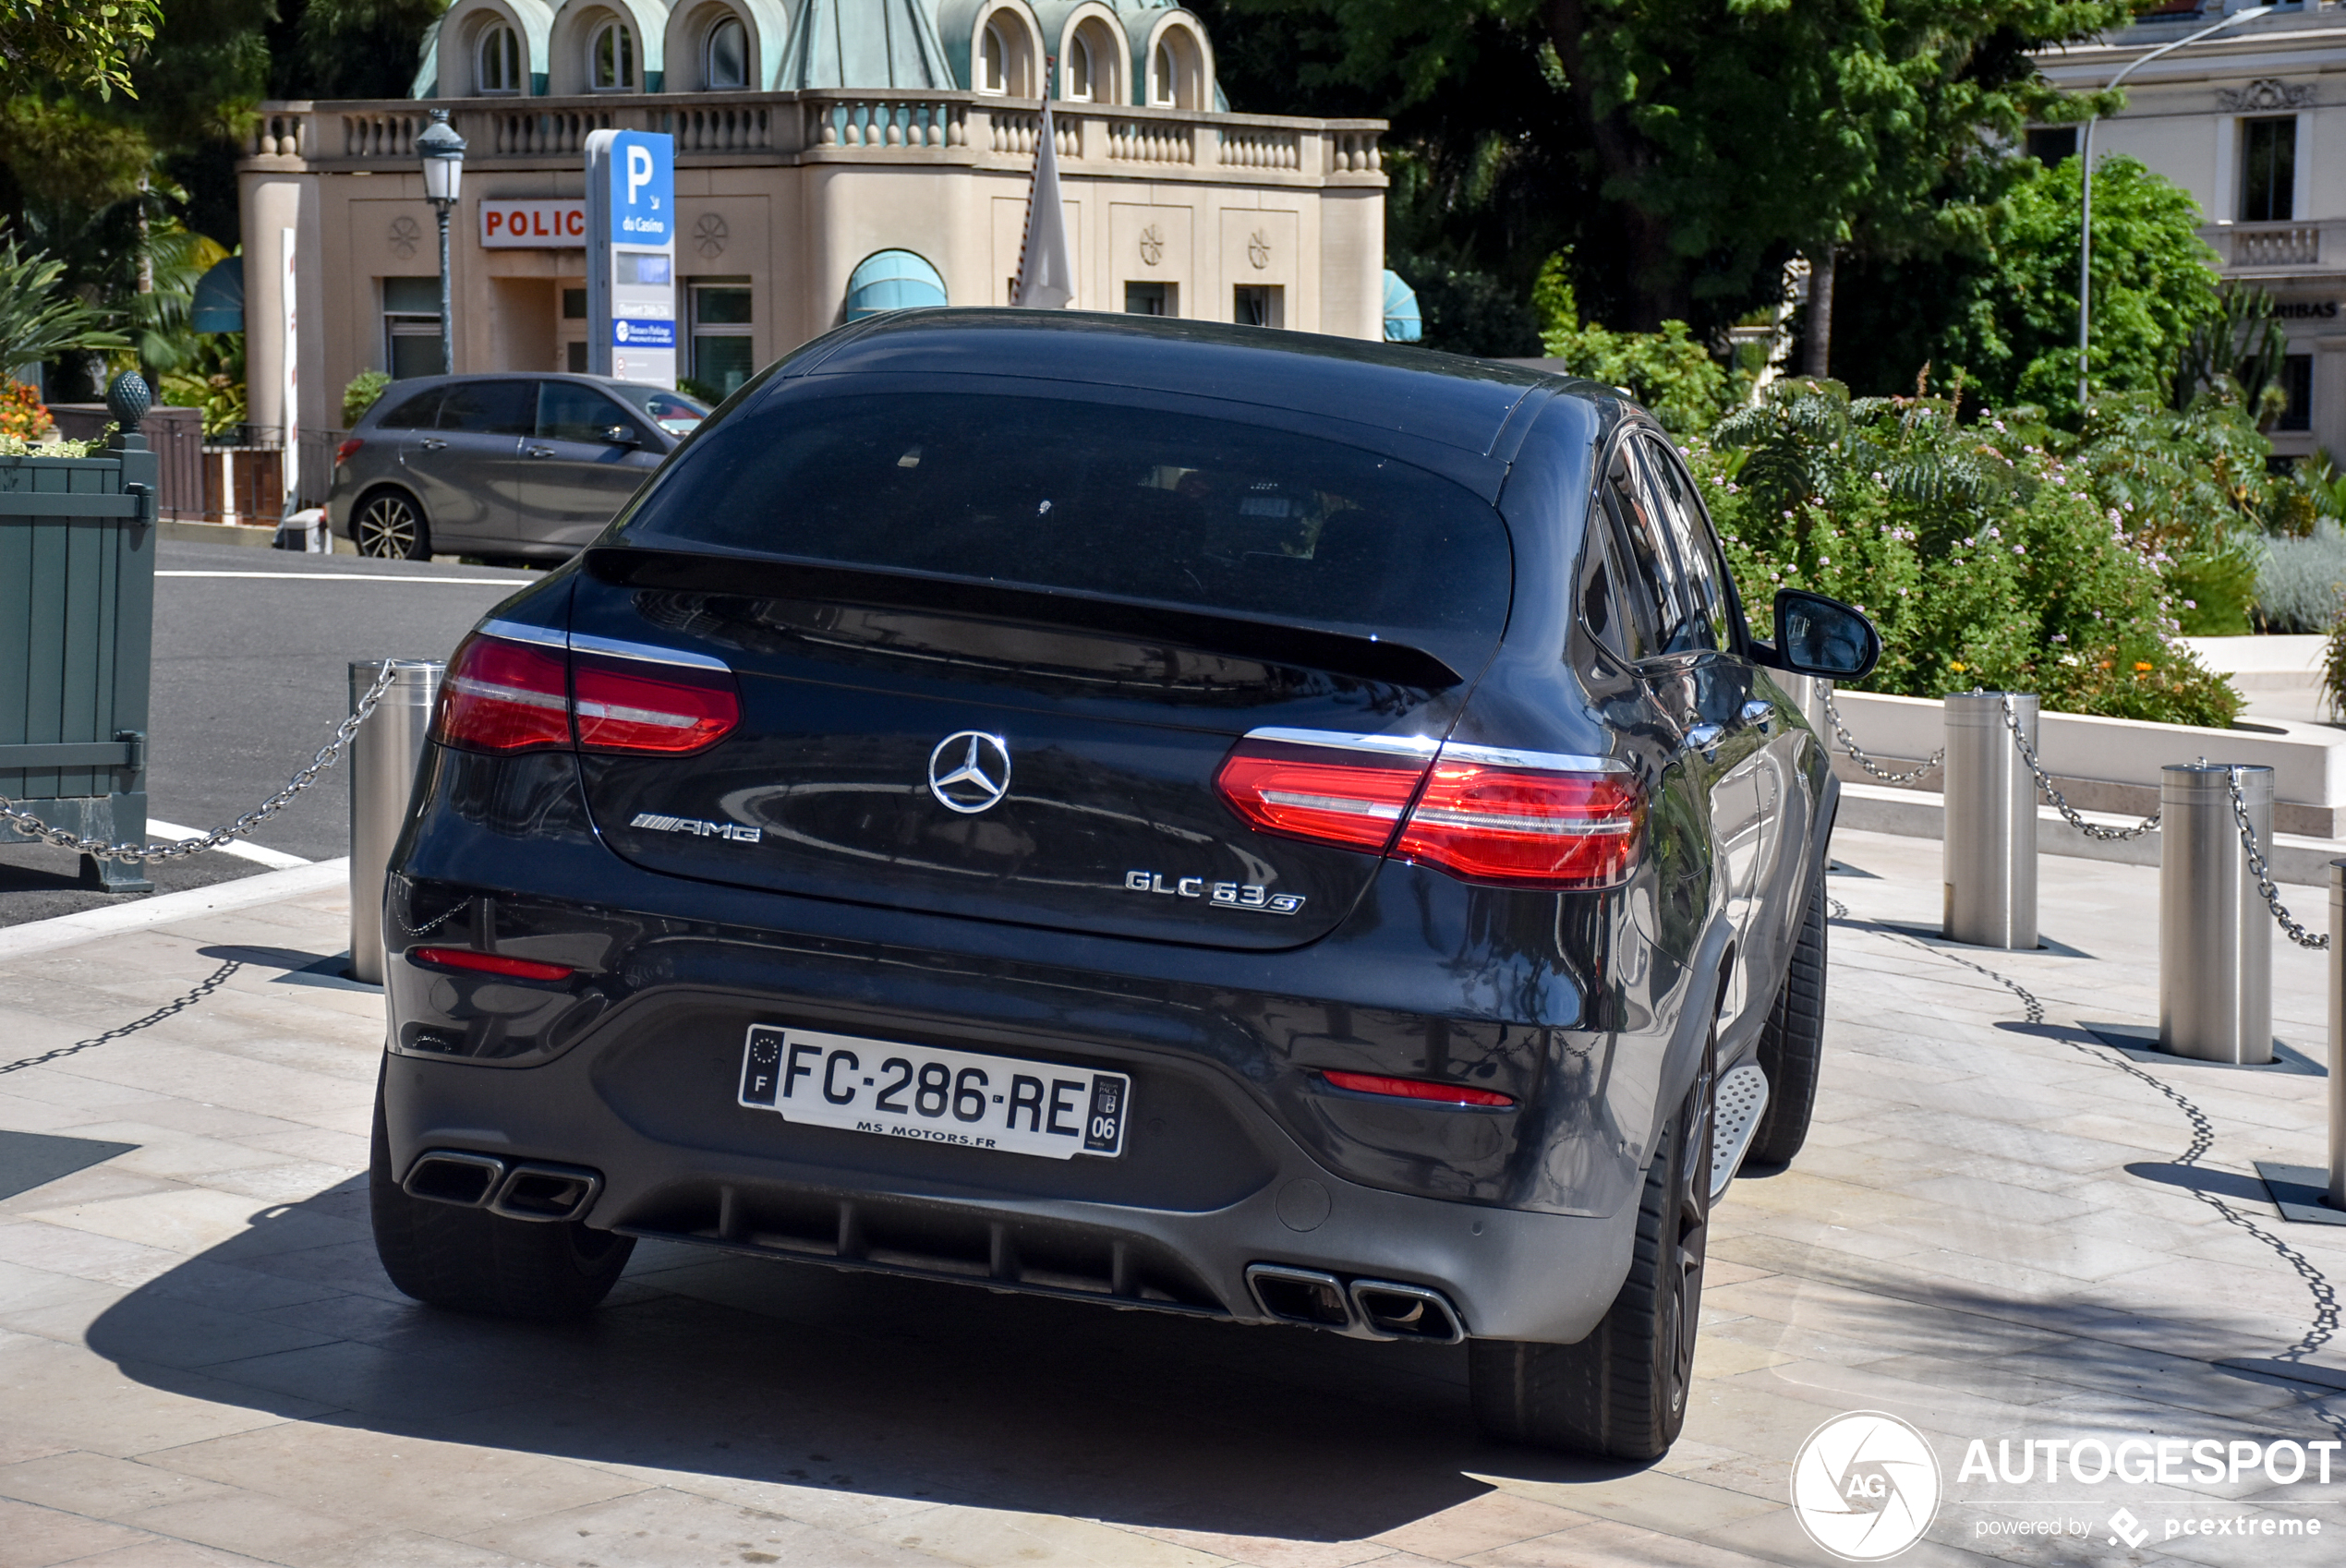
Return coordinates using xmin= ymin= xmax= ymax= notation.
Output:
xmin=585 ymin=129 xmax=676 ymax=387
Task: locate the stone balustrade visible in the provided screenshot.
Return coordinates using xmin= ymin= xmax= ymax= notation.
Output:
xmin=245 ymin=91 xmax=1383 ymax=185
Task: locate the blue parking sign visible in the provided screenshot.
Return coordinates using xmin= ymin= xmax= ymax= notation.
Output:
xmin=608 ymin=131 xmax=672 ymax=244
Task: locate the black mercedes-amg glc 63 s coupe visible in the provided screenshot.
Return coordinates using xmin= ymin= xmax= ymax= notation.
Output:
xmin=369 ymin=309 xmax=1878 ymax=1460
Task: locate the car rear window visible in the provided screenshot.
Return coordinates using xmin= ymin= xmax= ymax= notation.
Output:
xmin=615 ymin=392 xmax=1512 ymax=644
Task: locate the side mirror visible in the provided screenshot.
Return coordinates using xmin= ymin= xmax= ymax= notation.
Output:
xmin=1767 ymin=589 xmax=1880 ymax=681
xmin=598 ymin=423 xmax=641 ymax=447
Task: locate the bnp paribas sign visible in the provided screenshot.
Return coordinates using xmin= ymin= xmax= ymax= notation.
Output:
xmin=586 ymin=129 xmax=676 ymax=389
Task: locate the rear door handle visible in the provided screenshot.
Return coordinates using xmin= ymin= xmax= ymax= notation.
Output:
xmin=1686 ymin=721 xmax=1726 ymax=758
xmin=526 ymin=446 xmax=556 ymax=459
xmin=417 ymin=438 xmax=447 ymax=452
xmin=1741 ymin=698 xmax=1775 ymax=733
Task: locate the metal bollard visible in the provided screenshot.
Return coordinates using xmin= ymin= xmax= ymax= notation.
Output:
xmin=348 ymin=660 xmax=444 ymax=984
xmin=1790 ymin=674 xmax=1831 ymax=744
xmin=2330 ymin=862 xmax=2345 ymax=1210
xmin=2159 ymin=763 xmax=2273 ymax=1065
xmin=1942 ymin=692 xmax=2038 ymax=949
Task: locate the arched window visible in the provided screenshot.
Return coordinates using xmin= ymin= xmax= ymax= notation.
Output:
xmin=706 ymin=15 xmax=746 ymax=90
xmin=478 ymin=22 xmax=522 ymax=94
xmin=1149 ymin=39 xmax=1174 ymax=106
xmin=979 ymin=19 xmax=1010 ymax=94
xmin=845 ymin=250 xmax=949 ymax=321
xmin=1149 ymin=27 xmax=1204 ymax=109
xmin=590 ymin=20 xmax=635 ymax=90
xmin=1065 ymin=31 xmax=1093 ymax=101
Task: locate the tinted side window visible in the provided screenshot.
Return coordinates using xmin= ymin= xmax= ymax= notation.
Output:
xmin=439 ymin=380 xmax=537 ymax=435
xmin=538 ymin=381 xmax=637 ymax=443
xmin=375 ymin=388 xmax=443 ymax=429
xmin=1602 ymin=442 xmax=1696 ymax=655
xmin=1633 ymin=436 xmax=1728 ymax=653
xmin=1583 ymin=480 xmax=1655 ymax=663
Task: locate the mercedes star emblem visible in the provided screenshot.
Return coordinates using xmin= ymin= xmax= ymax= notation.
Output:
xmin=927 ymin=731 xmax=1012 ymax=814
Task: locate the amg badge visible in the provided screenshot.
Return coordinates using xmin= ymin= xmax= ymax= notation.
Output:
xmin=630 ymin=812 xmax=762 ymax=842
xmin=1124 ymin=870 xmax=1304 ymax=915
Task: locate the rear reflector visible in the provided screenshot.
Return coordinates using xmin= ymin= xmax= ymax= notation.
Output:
xmin=434 ymin=635 xmax=571 ymax=753
xmin=1323 ymin=1070 xmax=1514 ymax=1108
xmin=431 ymin=633 xmax=740 ymax=756
xmin=1215 ymin=732 xmax=1640 ymax=889
xmin=574 ymin=657 xmax=737 ymax=754
xmin=409 ymin=947 xmax=575 ymax=982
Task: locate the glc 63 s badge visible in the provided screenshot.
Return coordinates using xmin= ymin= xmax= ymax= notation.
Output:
xmin=1125 ymin=870 xmax=1305 ymax=915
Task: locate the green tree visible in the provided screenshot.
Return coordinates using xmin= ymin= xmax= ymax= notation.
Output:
xmin=0 ymin=237 xmax=129 ymax=367
xmin=0 ymin=0 xmax=162 ymax=100
xmin=1216 ymin=0 xmax=2132 ymax=337
xmin=1832 ymin=156 xmax=2222 ymax=424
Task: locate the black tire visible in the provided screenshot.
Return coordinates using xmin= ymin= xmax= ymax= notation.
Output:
xmin=1746 ymin=861 xmax=1827 ymax=1165
xmin=369 ymin=1082 xmax=633 ymax=1320
xmin=352 ymin=487 xmax=430 ymax=560
xmin=1469 ymin=1037 xmax=1713 ymax=1460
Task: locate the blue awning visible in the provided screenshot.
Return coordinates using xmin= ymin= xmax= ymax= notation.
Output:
xmin=1382 ymin=270 xmax=1422 ymax=344
xmin=192 ymin=256 xmax=244 ymax=333
xmin=845 ymin=249 xmax=948 ymax=321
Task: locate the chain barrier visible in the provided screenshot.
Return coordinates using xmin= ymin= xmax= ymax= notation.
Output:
xmin=2224 ymin=767 xmax=2330 ymax=951
xmin=1820 ymin=687 xmax=1944 ymax=784
xmin=0 ymin=659 xmax=409 ymax=864
xmin=1997 ymin=694 xmax=2161 ymax=842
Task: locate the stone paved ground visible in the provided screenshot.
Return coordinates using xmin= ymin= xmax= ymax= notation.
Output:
xmin=0 ymin=828 xmax=2342 ymax=1567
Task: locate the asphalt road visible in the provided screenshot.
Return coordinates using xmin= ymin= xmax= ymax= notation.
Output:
xmin=147 ymin=541 xmax=545 ymax=862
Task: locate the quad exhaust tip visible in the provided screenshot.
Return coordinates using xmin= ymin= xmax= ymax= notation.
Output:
xmin=403 ymin=1152 xmax=602 ymax=1224
xmin=1244 ymin=1263 xmax=1464 ymax=1344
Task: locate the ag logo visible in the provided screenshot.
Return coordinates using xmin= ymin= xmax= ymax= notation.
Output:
xmin=1790 ymin=1411 xmax=1941 ymax=1562
xmin=927 ymin=731 xmax=1012 ymax=814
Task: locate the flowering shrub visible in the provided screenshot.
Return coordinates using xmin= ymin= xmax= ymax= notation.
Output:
xmin=0 ymin=380 xmax=54 ymax=442
xmin=1693 ymin=380 xmax=2240 ymax=729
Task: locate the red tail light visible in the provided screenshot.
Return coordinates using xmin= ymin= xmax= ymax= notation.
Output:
xmin=1215 ymin=731 xmax=1641 ymax=890
xmin=1323 ymin=1070 xmax=1515 ymax=1108
xmin=434 ymin=634 xmax=571 ymax=753
xmin=574 ymin=657 xmax=738 ymax=754
xmin=334 ymin=438 xmax=364 ymax=465
xmin=431 ymin=632 xmax=740 ymax=756
xmin=1397 ymin=759 xmax=1643 ymax=888
xmin=409 ymin=947 xmax=574 ymax=982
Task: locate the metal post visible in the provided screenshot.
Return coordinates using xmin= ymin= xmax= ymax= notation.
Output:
xmin=348 ymin=660 xmax=443 ymax=983
xmin=2330 ymin=861 xmax=2345 ymax=1209
xmin=2160 ymin=764 xmax=2274 ymax=1066
xmin=1791 ymin=674 xmax=1831 ymax=744
xmin=434 ymin=204 xmax=453 ymax=376
xmin=1942 ymin=692 xmax=2037 ymax=949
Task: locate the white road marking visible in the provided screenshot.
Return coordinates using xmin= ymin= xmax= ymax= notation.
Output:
xmin=144 ymin=820 xmax=313 ymax=870
xmin=157 ymin=571 xmax=530 ymax=584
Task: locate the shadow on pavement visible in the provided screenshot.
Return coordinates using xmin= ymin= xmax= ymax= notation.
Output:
xmin=83 ymin=1178 xmax=1635 ymax=1538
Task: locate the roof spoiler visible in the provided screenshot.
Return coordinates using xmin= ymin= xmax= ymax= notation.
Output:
xmin=582 ymin=547 xmax=1467 ymax=690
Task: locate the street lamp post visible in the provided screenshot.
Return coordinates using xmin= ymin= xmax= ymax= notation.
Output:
xmin=417 ymin=109 xmax=467 ymax=377
xmin=2077 ymin=5 xmax=2270 ymax=411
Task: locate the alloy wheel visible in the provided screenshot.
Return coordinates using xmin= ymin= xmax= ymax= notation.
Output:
xmin=356 ymin=493 xmax=423 ymax=559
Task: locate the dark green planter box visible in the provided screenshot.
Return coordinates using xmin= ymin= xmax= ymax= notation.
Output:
xmin=0 ymin=437 xmax=157 ymax=891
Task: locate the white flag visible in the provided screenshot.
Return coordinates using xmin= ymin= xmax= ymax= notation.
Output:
xmin=1013 ymin=93 xmax=1073 ymax=309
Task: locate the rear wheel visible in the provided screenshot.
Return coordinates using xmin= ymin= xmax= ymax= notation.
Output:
xmin=353 ymin=488 xmax=429 ymax=560
xmin=369 ymin=1081 xmax=632 ymax=1320
xmin=1469 ymin=1037 xmax=1712 ymax=1460
xmin=1747 ymin=862 xmax=1828 ymax=1165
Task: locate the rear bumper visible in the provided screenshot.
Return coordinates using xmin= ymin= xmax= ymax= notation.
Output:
xmin=381 ymin=1043 xmax=1639 ymax=1345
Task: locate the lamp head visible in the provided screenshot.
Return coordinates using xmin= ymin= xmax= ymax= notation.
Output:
xmin=417 ymin=108 xmax=466 ymax=207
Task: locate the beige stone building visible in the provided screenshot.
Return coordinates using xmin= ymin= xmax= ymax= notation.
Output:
xmin=236 ymin=0 xmax=1389 ymax=461
xmin=2037 ymin=3 xmax=2346 ymax=463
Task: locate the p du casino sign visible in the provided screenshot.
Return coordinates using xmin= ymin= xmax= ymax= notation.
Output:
xmin=585 ymin=129 xmax=676 ymax=387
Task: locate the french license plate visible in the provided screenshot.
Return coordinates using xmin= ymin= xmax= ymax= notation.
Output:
xmin=737 ymin=1025 xmax=1130 ymax=1160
